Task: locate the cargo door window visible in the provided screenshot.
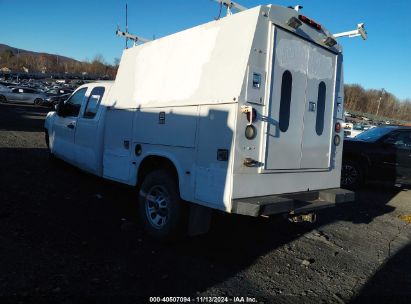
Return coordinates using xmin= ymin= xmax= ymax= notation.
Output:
xmin=84 ymin=87 xmax=105 ymax=119
xmin=315 ymin=82 xmax=326 ymax=136
xmin=65 ymin=88 xmax=87 ymax=117
xmin=279 ymin=70 xmax=293 ymax=133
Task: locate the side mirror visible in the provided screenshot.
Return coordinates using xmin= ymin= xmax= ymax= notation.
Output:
xmin=56 ymin=100 xmax=65 ymax=117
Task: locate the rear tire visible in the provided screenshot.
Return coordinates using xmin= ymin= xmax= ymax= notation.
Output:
xmin=341 ymin=160 xmax=363 ymax=189
xmin=139 ymin=170 xmax=186 ymax=242
xmin=0 ymin=95 xmax=7 ymax=103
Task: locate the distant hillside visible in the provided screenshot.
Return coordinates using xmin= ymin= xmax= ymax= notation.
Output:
xmin=0 ymin=43 xmax=81 ymax=65
xmin=0 ymin=43 xmax=118 ymax=78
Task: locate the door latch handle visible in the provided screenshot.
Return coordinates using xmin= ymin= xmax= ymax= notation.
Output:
xmin=67 ymin=123 xmax=75 ymax=129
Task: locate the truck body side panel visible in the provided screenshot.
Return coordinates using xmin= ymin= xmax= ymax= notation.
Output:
xmin=194 ymin=104 xmax=236 ymax=210
xmin=103 ymin=109 xmax=134 ymax=183
xmin=107 ymin=7 xmax=260 ymax=109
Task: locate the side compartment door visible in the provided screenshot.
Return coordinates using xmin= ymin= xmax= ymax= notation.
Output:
xmin=74 ymin=86 xmax=106 ymax=175
xmin=52 ymin=87 xmax=87 ymax=163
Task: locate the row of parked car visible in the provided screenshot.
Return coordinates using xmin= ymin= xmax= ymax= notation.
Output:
xmin=0 ymin=80 xmax=78 ymax=107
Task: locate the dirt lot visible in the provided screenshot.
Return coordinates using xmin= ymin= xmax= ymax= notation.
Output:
xmin=1 ymin=103 xmax=411 ymax=303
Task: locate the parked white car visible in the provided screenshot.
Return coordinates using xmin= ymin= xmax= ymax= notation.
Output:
xmin=0 ymin=87 xmax=46 ymax=105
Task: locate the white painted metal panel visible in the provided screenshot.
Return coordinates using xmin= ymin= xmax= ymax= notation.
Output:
xmin=103 ymin=109 xmax=134 ymax=182
xmin=194 ymin=104 xmax=236 ymax=209
xmin=52 ymin=115 xmax=77 ymax=162
xmin=300 ymin=46 xmax=337 ymax=169
xmin=265 ymin=28 xmax=309 ymax=170
xmin=132 ymin=106 xmax=198 ymax=148
xmin=108 ymin=7 xmax=260 ymax=109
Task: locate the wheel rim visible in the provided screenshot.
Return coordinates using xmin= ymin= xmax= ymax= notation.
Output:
xmin=144 ymin=185 xmax=170 ymax=229
xmin=342 ymin=164 xmax=359 ymax=186
xmin=35 ymin=99 xmax=41 ymax=105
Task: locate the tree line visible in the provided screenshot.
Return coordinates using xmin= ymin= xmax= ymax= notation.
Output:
xmin=0 ymin=49 xmax=119 ymax=78
xmin=344 ymin=84 xmax=410 ymax=121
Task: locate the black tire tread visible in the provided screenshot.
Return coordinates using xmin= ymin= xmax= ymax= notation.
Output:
xmin=138 ymin=169 xmax=187 ymax=242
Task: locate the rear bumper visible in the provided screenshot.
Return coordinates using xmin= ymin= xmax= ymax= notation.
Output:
xmin=231 ymin=188 xmax=354 ymax=217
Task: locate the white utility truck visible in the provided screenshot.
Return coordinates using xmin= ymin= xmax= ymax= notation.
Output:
xmin=45 ymin=2 xmax=363 ymax=240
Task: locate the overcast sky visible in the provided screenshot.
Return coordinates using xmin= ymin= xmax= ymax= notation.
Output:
xmin=0 ymin=0 xmax=410 ymax=100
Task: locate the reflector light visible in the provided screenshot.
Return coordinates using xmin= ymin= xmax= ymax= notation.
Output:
xmin=298 ymin=15 xmax=322 ymax=31
xmin=334 ymin=135 xmax=341 ymax=146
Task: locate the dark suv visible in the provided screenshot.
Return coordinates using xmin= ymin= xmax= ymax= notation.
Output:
xmin=43 ymin=88 xmax=74 ymax=107
xmin=342 ymin=126 xmax=411 ymax=188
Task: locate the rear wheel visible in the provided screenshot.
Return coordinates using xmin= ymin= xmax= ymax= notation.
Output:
xmin=139 ymin=170 xmax=186 ymax=241
xmin=0 ymin=95 xmax=7 ymax=103
xmin=34 ymin=98 xmax=43 ymax=106
xmin=341 ymin=160 xmax=363 ymax=189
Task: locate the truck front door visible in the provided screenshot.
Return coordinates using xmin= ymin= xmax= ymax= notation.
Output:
xmin=52 ymin=87 xmax=87 ymax=163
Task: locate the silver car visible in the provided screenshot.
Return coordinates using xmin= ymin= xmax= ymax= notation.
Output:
xmin=0 ymin=87 xmax=46 ymax=105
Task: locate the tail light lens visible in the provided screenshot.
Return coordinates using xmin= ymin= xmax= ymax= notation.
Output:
xmin=298 ymin=15 xmax=322 ymax=31
xmin=335 ymin=122 xmax=341 ymax=133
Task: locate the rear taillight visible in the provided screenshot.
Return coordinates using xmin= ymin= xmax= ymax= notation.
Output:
xmin=298 ymin=15 xmax=322 ymax=31
xmin=335 ymin=122 xmax=341 ymax=133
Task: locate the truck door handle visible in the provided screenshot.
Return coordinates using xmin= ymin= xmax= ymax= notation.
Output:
xmin=67 ymin=123 xmax=75 ymax=129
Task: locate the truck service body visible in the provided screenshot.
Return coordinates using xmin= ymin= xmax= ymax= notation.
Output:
xmin=45 ymin=4 xmax=354 ymax=238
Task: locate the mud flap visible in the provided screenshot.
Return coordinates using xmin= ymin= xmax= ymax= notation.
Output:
xmin=187 ymin=204 xmax=212 ymax=236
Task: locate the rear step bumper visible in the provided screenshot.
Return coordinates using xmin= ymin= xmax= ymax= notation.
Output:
xmin=231 ymin=188 xmax=355 ymax=217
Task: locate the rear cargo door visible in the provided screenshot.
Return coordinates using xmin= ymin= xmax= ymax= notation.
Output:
xmin=300 ymin=44 xmax=337 ymax=169
xmin=265 ymin=28 xmax=336 ymax=170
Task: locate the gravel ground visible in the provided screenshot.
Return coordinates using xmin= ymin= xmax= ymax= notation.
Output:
xmin=0 ymin=103 xmax=411 ymax=303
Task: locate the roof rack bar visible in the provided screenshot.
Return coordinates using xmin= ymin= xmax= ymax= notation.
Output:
xmin=116 ymin=26 xmax=151 ymax=46
xmin=214 ymin=0 xmax=247 ymax=16
xmin=333 ymin=23 xmax=368 ymax=40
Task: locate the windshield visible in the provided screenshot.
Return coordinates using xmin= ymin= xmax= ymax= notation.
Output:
xmin=355 ymin=127 xmax=396 ymax=142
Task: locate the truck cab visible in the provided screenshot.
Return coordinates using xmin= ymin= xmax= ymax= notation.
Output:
xmin=45 ymin=82 xmax=113 ymax=176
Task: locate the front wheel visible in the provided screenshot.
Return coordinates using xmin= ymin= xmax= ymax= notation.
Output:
xmin=0 ymin=95 xmax=7 ymax=103
xmin=341 ymin=160 xmax=363 ymax=189
xmin=139 ymin=170 xmax=186 ymax=241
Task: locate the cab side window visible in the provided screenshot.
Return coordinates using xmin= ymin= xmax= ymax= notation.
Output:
xmin=65 ymin=88 xmax=87 ymax=117
xmin=83 ymin=87 xmax=105 ymax=119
